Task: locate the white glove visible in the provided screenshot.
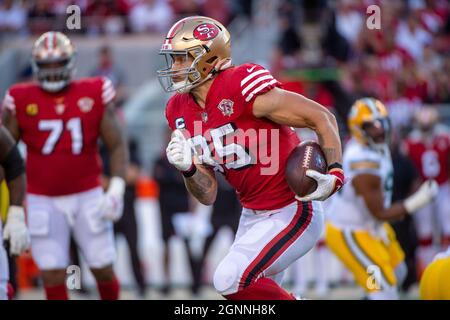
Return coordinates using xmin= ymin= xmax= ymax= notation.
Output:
xmin=3 ymin=206 xmax=30 ymax=255
xmin=166 ymin=129 xmax=193 ymax=172
xmin=404 ymin=180 xmax=439 ymax=214
xmin=296 ymin=169 xmax=344 ymax=202
xmin=99 ymin=176 xmax=126 ymax=222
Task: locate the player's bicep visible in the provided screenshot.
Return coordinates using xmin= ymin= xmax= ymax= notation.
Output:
xmin=352 ymin=173 xmax=385 ymax=219
xmin=0 ymin=126 xmax=15 ymax=160
xmin=253 ymin=87 xmax=329 ymax=129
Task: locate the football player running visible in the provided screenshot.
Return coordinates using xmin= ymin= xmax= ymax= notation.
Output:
xmin=403 ymin=107 xmax=450 ymax=272
xmin=159 ymin=16 xmax=344 ymax=300
xmin=325 ymin=98 xmax=438 ymax=300
xmin=0 ymin=126 xmax=29 ymax=300
xmin=1 ymin=32 xmax=128 ymax=300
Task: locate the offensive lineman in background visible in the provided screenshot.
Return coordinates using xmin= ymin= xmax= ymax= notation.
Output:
xmin=0 ymin=126 xmax=29 ymax=300
xmin=325 ymin=98 xmax=438 ymax=299
xmin=1 ymin=32 xmax=128 ymax=300
xmin=159 ymin=16 xmax=344 ymax=300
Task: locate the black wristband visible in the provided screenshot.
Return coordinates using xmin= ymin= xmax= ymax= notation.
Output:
xmin=327 ymin=162 xmax=343 ymax=171
xmin=182 ymin=164 xmax=197 ymax=178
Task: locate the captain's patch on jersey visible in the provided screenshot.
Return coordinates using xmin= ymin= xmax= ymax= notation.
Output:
xmin=175 ymin=117 xmax=185 ymax=129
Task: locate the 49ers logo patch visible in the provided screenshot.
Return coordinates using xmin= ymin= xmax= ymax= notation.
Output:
xmin=193 ymin=23 xmax=219 ymax=41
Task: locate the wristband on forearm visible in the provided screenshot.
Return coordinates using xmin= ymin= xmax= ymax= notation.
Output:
xmin=182 ymin=164 xmax=197 ymax=178
xmin=327 ymin=162 xmax=343 ymax=171
xmin=328 ymin=163 xmax=344 ymax=194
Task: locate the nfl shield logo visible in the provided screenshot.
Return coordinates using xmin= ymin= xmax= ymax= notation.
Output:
xmin=218 ymin=99 xmax=234 ymax=117
xmin=201 ymin=112 xmax=208 ymax=123
xmin=55 ymin=104 xmax=65 ymax=115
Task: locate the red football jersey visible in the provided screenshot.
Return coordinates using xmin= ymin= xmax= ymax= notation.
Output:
xmin=404 ymin=127 xmax=450 ymax=185
xmin=2 ymin=77 xmax=115 ymax=196
xmin=165 ymin=63 xmax=300 ymax=210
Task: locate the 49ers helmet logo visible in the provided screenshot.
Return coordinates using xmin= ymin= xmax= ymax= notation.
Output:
xmin=193 ymin=23 xmax=219 ymax=41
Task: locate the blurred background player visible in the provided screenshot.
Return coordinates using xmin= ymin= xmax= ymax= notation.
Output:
xmin=403 ymin=106 xmax=450 ymax=275
xmin=153 ymin=129 xmax=203 ymax=297
xmin=90 ymin=45 xmax=127 ymax=107
xmin=1 ymin=32 xmax=129 ymax=300
xmin=0 ymin=126 xmax=29 ymax=300
xmin=100 ymin=138 xmax=146 ymax=298
xmin=389 ymin=129 xmax=421 ymax=293
xmin=162 ymin=16 xmax=344 ymax=300
xmin=325 ymin=98 xmax=438 ymax=299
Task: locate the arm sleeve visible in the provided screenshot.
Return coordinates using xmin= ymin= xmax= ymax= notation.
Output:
xmin=101 ymin=77 xmax=116 ymax=105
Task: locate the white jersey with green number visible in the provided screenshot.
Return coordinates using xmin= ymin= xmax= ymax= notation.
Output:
xmin=327 ymin=139 xmax=394 ymax=232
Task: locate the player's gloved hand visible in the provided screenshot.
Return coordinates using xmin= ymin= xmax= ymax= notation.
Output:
xmin=99 ymin=176 xmax=126 ymax=222
xmin=3 ymin=206 xmax=30 ymax=255
xmin=296 ymin=168 xmax=344 ymax=202
xmin=404 ymin=179 xmax=438 ymax=214
xmin=166 ymin=129 xmax=195 ymax=173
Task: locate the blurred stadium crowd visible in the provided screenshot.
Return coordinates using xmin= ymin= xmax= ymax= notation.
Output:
xmin=0 ymin=0 xmax=241 ymax=37
xmin=0 ymin=0 xmax=449 ymax=299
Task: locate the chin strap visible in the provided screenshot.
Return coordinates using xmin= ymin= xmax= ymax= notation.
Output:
xmin=177 ymin=58 xmax=233 ymax=93
xmin=217 ymin=58 xmax=233 ymax=71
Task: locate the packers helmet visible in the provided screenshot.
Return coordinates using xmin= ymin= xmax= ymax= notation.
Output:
xmin=32 ymin=31 xmax=75 ymax=92
xmin=348 ymin=98 xmax=391 ymax=150
xmin=157 ymin=16 xmax=231 ymax=93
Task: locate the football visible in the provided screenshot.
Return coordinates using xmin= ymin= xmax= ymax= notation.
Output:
xmin=285 ymin=140 xmax=328 ymax=198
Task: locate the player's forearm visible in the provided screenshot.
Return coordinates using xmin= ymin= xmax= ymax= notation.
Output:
xmin=183 ymin=166 xmax=217 ymax=206
xmin=375 ymin=203 xmax=408 ymax=221
xmin=7 ymin=174 xmax=26 ymax=206
xmin=294 ymin=95 xmax=343 ymax=166
xmin=108 ymin=142 xmax=129 ymax=179
xmin=315 ymin=112 xmax=343 ymax=167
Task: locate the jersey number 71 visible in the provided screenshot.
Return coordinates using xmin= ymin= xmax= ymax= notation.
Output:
xmin=39 ymin=118 xmax=83 ymax=155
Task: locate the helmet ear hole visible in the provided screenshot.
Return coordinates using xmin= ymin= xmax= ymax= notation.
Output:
xmin=206 ymin=56 xmax=217 ymax=64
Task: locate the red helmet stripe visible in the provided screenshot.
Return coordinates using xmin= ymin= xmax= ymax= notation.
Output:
xmin=52 ymin=32 xmax=57 ymax=51
xmin=165 ymin=17 xmax=190 ymax=44
xmin=44 ymin=33 xmax=49 ymax=50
